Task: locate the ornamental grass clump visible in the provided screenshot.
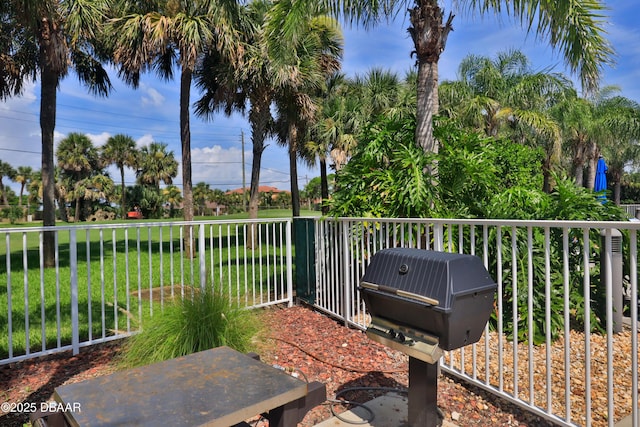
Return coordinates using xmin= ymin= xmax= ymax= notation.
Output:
xmin=118 ymin=287 xmax=261 ymax=368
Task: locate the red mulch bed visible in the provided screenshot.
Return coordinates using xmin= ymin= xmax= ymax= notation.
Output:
xmin=1 ymin=304 xmax=554 ymax=426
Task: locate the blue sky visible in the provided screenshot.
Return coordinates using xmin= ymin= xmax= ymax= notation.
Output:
xmin=1 ymin=1 xmax=639 ymax=196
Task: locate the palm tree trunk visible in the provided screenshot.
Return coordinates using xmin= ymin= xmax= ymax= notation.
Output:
xmin=319 ymin=157 xmax=329 ymax=214
xmin=120 ymin=166 xmax=127 ymax=219
xmin=586 ymin=142 xmax=600 ymax=190
xmin=410 ymin=1 xmax=453 ymax=160
xmin=40 ymin=22 xmax=59 ymax=268
xmin=289 ymin=124 xmax=300 ymax=217
xmin=181 ymin=66 xmax=195 ymax=258
xmin=0 ymin=178 xmax=7 ymax=206
xmin=247 ymin=94 xmax=270 ymax=249
xmin=75 ymin=196 xmax=81 ymax=222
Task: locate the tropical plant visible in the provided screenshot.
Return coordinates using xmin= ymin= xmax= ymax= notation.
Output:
xmin=118 ymin=287 xmax=262 ymax=368
xmin=1 ymin=0 xmax=113 ymax=265
xmin=192 ymin=182 xmax=213 ymax=216
xmin=102 ymin=134 xmax=139 ymax=218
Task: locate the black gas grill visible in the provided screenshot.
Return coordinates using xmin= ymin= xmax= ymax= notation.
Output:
xmin=359 ymin=248 xmax=497 ymax=426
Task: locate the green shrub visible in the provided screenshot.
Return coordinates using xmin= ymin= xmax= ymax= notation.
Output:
xmin=118 ymin=287 xmax=262 ymax=368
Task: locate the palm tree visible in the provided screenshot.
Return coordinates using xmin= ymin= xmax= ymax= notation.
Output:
xmin=317 ymin=0 xmax=613 ymax=160
xmin=136 ymin=142 xmax=179 ymax=217
xmin=268 ymin=2 xmax=344 ymax=217
xmin=195 ymin=0 xmax=277 ymax=225
xmin=102 ymin=134 xmax=139 ymax=218
xmin=162 ymin=185 xmax=183 ymax=217
xmin=14 ymin=166 xmax=33 ymax=219
xmin=551 ymin=93 xmax=596 ymax=187
xmin=440 ymin=50 xmax=571 ymax=192
xmin=56 ymin=133 xmax=103 ymax=221
xmin=306 ymin=72 xmax=359 ymax=212
xmin=1 ymin=0 xmax=112 ymax=264
xmin=14 ymin=166 xmax=33 ymax=208
xmin=107 ymin=0 xmax=244 ymax=250
xmin=595 ymin=96 xmax=640 ymax=204
xmin=193 ymin=182 xmax=213 ymax=216
xmin=0 ymin=160 xmax=16 ymax=206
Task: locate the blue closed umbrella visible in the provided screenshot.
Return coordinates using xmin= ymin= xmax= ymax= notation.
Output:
xmin=594 ymin=156 xmax=608 ymax=202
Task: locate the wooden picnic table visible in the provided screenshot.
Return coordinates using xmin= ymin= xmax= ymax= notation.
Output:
xmin=49 ymin=346 xmax=325 ymax=427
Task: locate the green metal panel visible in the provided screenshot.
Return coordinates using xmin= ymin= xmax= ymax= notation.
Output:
xmin=294 ymin=218 xmax=316 ymax=303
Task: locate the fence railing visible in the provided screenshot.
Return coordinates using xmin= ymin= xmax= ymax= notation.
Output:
xmin=311 ymin=217 xmax=639 ymax=427
xmin=2 ymin=216 xmax=638 ymax=427
xmin=0 ymin=219 xmax=293 ymax=365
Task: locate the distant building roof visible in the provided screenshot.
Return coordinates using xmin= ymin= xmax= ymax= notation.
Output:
xmin=226 ymin=186 xmax=289 ymax=195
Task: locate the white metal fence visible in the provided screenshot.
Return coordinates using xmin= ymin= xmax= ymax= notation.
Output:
xmin=2 ymin=216 xmax=638 ymax=427
xmin=0 ymin=219 xmax=293 ymax=366
xmin=312 ymin=217 xmax=639 ymax=427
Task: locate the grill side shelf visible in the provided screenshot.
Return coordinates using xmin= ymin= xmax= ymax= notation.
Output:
xmin=360 ymin=281 xmax=440 ymax=306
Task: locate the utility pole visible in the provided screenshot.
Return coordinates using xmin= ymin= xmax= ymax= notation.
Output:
xmin=241 ymin=131 xmax=247 ymax=212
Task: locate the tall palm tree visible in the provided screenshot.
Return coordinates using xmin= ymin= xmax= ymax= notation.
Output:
xmin=1 ymin=0 xmax=112 ymax=264
xmin=317 ymin=0 xmax=613 ymax=160
xmin=195 ymin=0 xmax=278 ymax=226
xmin=107 ymin=0 xmax=244 ymax=248
xmin=102 ymin=134 xmax=139 ymax=218
xmin=0 ymin=160 xmax=16 ymax=206
xmin=268 ymin=3 xmax=344 ymax=217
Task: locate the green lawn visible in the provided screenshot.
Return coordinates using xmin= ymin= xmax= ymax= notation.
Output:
xmin=0 ymin=214 xmax=304 ymax=360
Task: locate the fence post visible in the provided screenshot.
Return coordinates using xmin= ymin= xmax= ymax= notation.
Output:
xmin=342 ymin=220 xmax=352 ymax=326
xmin=69 ymin=229 xmax=80 ymax=355
xmin=293 ymin=218 xmax=316 ymax=304
xmin=198 ymin=224 xmax=206 ymax=290
xmin=285 ymin=220 xmax=294 ymax=307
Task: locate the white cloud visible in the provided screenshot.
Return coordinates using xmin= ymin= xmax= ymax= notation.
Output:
xmin=141 ymin=86 xmax=166 ymax=107
xmin=87 ymin=132 xmax=111 ymax=147
xmin=136 ymin=134 xmax=155 ymax=147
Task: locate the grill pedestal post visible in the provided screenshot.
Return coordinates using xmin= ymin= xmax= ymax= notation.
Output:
xmin=408 ymin=356 xmax=440 ymax=427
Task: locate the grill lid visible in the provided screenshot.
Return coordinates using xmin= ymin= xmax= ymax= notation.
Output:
xmin=360 ymin=247 xmax=494 ymax=312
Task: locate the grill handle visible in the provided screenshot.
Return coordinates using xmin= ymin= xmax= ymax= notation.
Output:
xmin=360 ymin=281 xmax=439 ymax=306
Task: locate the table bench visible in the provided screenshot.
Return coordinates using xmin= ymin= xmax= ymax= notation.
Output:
xmin=31 ymin=346 xmax=326 ymax=427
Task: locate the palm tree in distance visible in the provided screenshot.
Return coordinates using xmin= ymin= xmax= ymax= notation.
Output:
xmin=15 ymin=166 xmax=33 ymax=208
xmin=136 ymin=142 xmax=179 ymax=217
xmin=56 ymin=133 xmax=103 ymax=222
xmin=1 ymin=0 xmax=112 ymax=265
xmin=314 ymin=0 xmax=613 ymax=162
xmin=0 ymin=161 xmax=16 ymax=206
xmin=102 ymin=134 xmax=139 ymax=218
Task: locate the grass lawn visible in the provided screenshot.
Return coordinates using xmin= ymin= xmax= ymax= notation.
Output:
xmin=0 ymin=211 xmax=310 ymax=360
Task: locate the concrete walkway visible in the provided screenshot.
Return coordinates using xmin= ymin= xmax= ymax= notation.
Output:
xmin=314 ymin=393 xmax=457 ymax=427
